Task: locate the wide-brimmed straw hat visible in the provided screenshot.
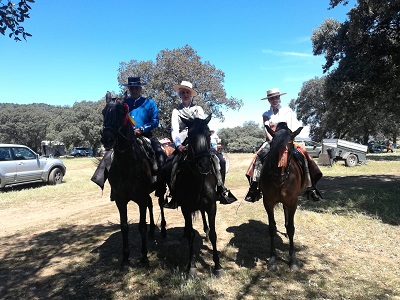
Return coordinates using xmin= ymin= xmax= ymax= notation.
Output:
xmin=173 ymin=81 xmax=198 ymax=96
xmin=122 ymin=76 xmax=147 ymax=87
xmin=261 ymin=88 xmax=287 ymax=100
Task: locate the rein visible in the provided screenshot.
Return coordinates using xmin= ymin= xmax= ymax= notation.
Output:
xmin=185 ymin=145 xmax=212 ymax=175
xmin=267 ymin=140 xmax=294 ymax=187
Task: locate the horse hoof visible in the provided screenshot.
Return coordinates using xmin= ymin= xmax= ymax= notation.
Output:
xmin=189 ymin=267 xmax=197 ymax=276
xmin=161 ymin=228 xmax=167 ymax=239
xmin=267 ymin=256 xmax=278 ymax=271
xmin=290 ymin=264 xmax=300 ymax=271
xmin=290 ymin=259 xmax=300 ymax=271
xmin=268 ymin=264 xmax=278 ymax=272
xmin=213 ymin=268 xmax=225 ymax=277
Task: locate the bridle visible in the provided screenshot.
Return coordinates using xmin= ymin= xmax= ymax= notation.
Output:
xmin=101 ymin=100 xmax=136 ymax=153
xmin=267 ymin=132 xmax=295 ymax=187
xmin=185 ymin=128 xmax=212 ymax=175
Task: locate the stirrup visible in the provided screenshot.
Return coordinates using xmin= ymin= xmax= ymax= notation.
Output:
xmin=219 ymin=188 xmax=237 ymax=204
xmin=244 ymin=189 xmax=261 ymax=203
xmin=304 ymin=188 xmax=322 ymax=201
xmin=163 ymin=194 xmax=178 ymax=209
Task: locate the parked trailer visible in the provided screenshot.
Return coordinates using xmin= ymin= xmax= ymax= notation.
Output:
xmin=318 ymin=139 xmax=368 ymax=167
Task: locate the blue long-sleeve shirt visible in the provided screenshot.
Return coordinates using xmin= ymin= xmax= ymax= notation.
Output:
xmin=124 ymin=96 xmax=159 ymax=133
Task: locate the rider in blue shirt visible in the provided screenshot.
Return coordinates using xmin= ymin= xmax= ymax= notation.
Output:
xmin=124 ymin=91 xmax=159 ymax=134
xmin=122 ymin=77 xmax=165 ymax=185
xmin=91 ymin=77 xmax=165 ymax=193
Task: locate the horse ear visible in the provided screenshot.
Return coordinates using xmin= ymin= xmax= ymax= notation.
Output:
xmin=292 ymin=127 xmax=303 ymax=138
xmin=106 ymin=91 xmax=112 ymax=103
xmin=180 ymin=116 xmax=193 ymax=127
xmin=205 ymin=114 xmax=212 ymax=124
xmin=265 ymin=124 xmax=275 ymax=138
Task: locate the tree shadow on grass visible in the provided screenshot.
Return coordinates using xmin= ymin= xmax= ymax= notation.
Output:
xmin=366 ymin=154 xmax=400 ymax=161
xmin=0 ymin=222 xmax=222 ymax=300
xmin=0 ymin=223 xmax=119 ymax=300
xmin=301 ymin=175 xmax=400 ymax=225
xmin=224 ymin=218 xmax=395 ymax=299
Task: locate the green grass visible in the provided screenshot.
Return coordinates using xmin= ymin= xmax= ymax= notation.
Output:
xmin=0 ymin=154 xmax=399 ymax=299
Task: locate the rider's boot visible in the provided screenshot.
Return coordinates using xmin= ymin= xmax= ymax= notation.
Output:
xmin=91 ymin=150 xmax=113 ymax=190
xmin=302 ymin=156 xmax=322 ymax=201
xmin=163 ymin=154 xmax=180 ymax=209
xmin=244 ymin=181 xmax=261 ymax=202
xmin=163 ymin=192 xmax=178 ymax=209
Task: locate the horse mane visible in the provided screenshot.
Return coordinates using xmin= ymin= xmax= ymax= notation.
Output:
xmin=182 ymin=116 xmax=212 ymax=149
xmin=269 ymin=122 xmax=291 ymax=157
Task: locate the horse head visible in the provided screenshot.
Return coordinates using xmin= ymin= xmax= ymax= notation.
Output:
xmin=265 ymin=122 xmax=303 ymax=173
xmin=101 ymin=91 xmax=129 ymax=150
xmin=181 ymin=114 xmax=212 ymax=174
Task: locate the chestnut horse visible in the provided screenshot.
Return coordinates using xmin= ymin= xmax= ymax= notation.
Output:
xmin=259 ymin=122 xmax=305 ymax=271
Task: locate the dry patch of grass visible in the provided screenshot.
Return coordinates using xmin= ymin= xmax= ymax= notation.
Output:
xmin=0 ymin=154 xmax=399 ymax=299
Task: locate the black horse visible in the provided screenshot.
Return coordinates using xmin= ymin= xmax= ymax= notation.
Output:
xmin=259 ymin=122 xmax=305 ymax=271
xmin=174 ymin=115 xmax=223 ymax=276
xmin=100 ymin=91 xmax=167 ymax=266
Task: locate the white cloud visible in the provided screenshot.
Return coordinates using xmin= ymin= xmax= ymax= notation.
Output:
xmin=262 ymin=49 xmax=312 ymax=57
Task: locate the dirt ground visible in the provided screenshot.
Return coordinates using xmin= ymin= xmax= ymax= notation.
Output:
xmin=0 ymin=173 xmax=396 ymax=239
xmin=1 ymin=161 xmax=399 ymax=299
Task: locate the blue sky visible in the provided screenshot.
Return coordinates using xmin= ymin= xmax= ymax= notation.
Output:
xmin=1 ymin=0 xmax=355 ymax=132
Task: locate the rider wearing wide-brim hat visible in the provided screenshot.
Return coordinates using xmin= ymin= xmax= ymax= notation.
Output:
xmin=244 ymin=87 xmax=323 ymax=202
xmin=163 ymin=80 xmax=237 ymax=208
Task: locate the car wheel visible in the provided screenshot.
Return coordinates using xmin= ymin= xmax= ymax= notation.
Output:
xmin=49 ymin=167 xmax=63 ymax=185
xmin=345 ymin=154 xmax=358 ymax=167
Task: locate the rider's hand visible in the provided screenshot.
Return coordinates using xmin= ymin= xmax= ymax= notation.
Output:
xmin=177 ymin=145 xmax=186 ymax=152
xmin=133 ymin=128 xmax=142 ymax=135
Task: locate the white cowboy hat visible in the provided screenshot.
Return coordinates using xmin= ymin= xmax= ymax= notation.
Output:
xmin=173 ymin=80 xmax=198 ymax=96
xmin=261 ymin=88 xmax=287 ymax=100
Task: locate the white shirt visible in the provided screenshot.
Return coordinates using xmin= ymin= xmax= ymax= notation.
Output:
xmin=171 ymin=103 xmax=205 ymax=147
xmin=262 ymin=105 xmax=294 ymax=131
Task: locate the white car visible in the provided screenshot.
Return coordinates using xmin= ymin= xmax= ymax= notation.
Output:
xmin=0 ymin=144 xmax=66 ymax=189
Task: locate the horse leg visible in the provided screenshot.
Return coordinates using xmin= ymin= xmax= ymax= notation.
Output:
xmin=201 ymin=210 xmax=210 ymax=240
xmin=147 ymin=195 xmax=155 ymax=238
xmin=138 ymin=202 xmax=149 ymax=265
xmin=207 ymin=205 xmax=224 ymax=276
xmin=265 ymin=203 xmax=278 ymax=271
xmin=183 ymin=213 xmax=197 ymax=275
xmin=158 ymin=195 xmax=167 ymax=238
xmin=116 ymin=200 xmax=130 ymax=267
xmin=284 ymin=206 xmax=300 ymax=271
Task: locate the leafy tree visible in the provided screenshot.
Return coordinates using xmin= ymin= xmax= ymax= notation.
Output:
xmin=310 ymin=0 xmax=400 ymax=143
xmin=0 ymin=0 xmax=34 ymax=41
xmin=117 ymin=45 xmax=243 ymax=138
xmin=218 ymin=121 xmax=265 ymax=153
xmin=0 ymin=103 xmax=51 ymax=151
xmin=0 ymin=101 xmax=104 ymax=152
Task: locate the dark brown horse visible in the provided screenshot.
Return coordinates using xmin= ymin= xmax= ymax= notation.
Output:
xmin=100 ymin=91 xmax=167 ymax=266
xmin=259 ymin=122 xmax=305 ymax=271
xmin=174 ymin=115 xmax=223 ymax=276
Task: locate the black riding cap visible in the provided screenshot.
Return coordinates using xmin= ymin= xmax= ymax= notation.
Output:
xmin=122 ymin=77 xmax=147 ymax=87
